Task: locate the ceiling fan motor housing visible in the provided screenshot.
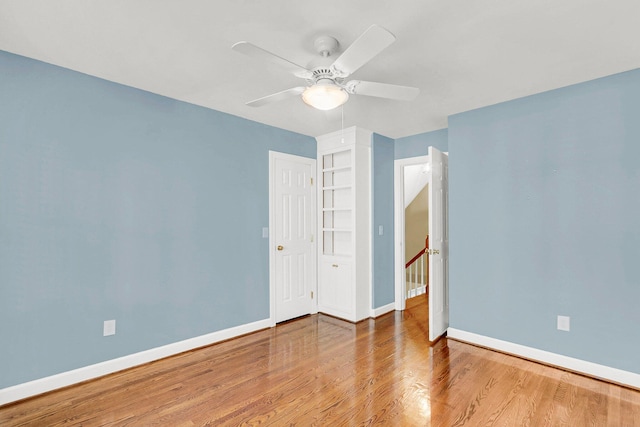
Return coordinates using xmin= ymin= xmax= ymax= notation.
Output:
xmin=306 ymin=68 xmax=344 ymax=86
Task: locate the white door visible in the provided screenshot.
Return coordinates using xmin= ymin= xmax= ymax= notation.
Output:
xmin=270 ymin=152 xmax=316 ymax=323
xmin=428 ymin=146 xmax=449 ymax=341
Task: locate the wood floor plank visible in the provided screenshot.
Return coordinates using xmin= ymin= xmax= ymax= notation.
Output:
xmin=1 ymin=294 xmax=639 ymax=426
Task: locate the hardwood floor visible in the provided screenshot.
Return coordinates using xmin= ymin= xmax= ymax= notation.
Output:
xmin=2 ymin=294 xmax=639 ymax=426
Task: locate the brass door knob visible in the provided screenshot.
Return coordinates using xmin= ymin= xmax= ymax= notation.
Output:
xmin=277 ymin=245 xmax=284 ymax=251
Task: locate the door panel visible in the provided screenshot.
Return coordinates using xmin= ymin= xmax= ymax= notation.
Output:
xmin=319 ymin=259 xmax=352 ymax=315
xmin=274 ymin=156 xmax=314 ymax=322
xmin=428 ymin=147 xmax=449 ymax=341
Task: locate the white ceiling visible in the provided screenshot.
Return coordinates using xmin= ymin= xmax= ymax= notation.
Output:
xmin=1 ymin=1 xmax=639 ymax=139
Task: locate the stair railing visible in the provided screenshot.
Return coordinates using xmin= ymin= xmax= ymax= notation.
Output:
xmin=405 ymin=236 xmax=429 ymax=299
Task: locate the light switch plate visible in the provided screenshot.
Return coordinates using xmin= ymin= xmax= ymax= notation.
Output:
xmin=262 ymin=227 xmax=269 ymax=238
xmin=103 ymin=319 xmax=116 ymax=336
xmin=557 ymin=315 xmax=570 ymax=332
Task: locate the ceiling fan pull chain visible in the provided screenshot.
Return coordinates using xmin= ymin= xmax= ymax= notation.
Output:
xmin=341 ymin=104 xmax=345 ymax=144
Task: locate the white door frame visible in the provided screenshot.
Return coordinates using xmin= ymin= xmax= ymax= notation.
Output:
xmin=394 ymin=155 xmax=429 ymax=311
xmin=268 ymin=151 xmax=317 ymax=327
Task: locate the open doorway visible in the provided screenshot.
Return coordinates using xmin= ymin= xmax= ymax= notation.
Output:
xmin=404 ymin=163 xmax=430 ymax=300
xmin=394 ymin=148 xmax=449 ymax=342
xmin=394 ymin=155 xmax=429 ymax=312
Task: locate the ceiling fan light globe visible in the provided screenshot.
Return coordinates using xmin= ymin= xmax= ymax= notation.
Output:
xmin=302 ymin=84 xmax=349 ymax=110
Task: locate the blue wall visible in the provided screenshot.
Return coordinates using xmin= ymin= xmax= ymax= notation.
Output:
xmin=0 ymin=50 xmax=315 ymax=388
xmin=395 ymin=128 xmax=448 ymax=159
xmin=371 ymin=134 xmax=395 ymax=307
xmin=448 ymin=69 xmax=640 ymax=373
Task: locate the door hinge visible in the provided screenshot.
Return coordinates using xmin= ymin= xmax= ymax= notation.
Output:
xmin=310 ymin=177 xmax=314 ymax=185
xmin=311 ymin=291 xmax=314 ymax=299
xmin=310 ymin=234 xmax=314 ymax=243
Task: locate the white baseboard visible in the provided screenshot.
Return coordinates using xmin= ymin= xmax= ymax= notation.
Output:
xmin=0 ymin=318 xmax=272 ymax=406
xmin=371 ymin=302 xmax=395 ymax=318
xmin=406 ymin=284 xmax=426 ymax=299
xmin=447 ymin=327 xmax=640 ymax=390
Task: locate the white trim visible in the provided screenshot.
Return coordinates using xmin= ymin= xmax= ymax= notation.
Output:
xmin=448 ymin=328 xmax=640 ymax=390
xmin=268 ymin=151 xmax=318 ymax=326
xmin=406 ymin=284 xmax=427 ymax=298
xmin=369 ymin=139 xmax=373 ymax=321
xmin=269 ymin=151 xmax=276 ymax=327
xmin=0 ymin=318 xmax=272 ymax=406
xmin=393 ymin=155 xmax=429 ymax=311
xmin=315 ymin=126 xmax=373 ymax=150
xmin=370 ymin=303 xmax=395 ymax=318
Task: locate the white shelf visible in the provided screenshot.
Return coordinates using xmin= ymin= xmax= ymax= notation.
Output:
xmin=322 ymin=150 xmax=351 ymax=170
xmin=322 ymin=147 xmax=352 ymax=256
xmin=322 ymin=165 xmax=351 ymax=173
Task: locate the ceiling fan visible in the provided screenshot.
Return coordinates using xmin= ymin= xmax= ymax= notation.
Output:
xmin=232 ymin=25 xmax=420 ymax=111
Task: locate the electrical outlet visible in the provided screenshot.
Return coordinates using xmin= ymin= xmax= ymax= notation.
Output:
xmin=103 ymin=320 xmax=116 ymax=336
xmin=557 ymin=315 xmax=570 ymax=332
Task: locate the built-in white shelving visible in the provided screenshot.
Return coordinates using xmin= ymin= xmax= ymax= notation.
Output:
xmin=316 ymin=126 xmax=372 ymax=322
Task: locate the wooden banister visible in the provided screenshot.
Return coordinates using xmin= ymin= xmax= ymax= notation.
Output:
xmin=406 ymin=248 xmax=426 ymax=269
xmin=405 ymin=235 xmax=429 ymax=269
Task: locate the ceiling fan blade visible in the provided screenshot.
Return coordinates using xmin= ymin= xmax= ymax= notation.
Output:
xmin=246 ymin=87 xmax=306 ymax=107
xmin=345 ymin=80 xmax=420 ymax=101
xmin=331 ymin=25 xmax=396 ymax=77
xmin=232 ymin=42 xmax=312 ymax=78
